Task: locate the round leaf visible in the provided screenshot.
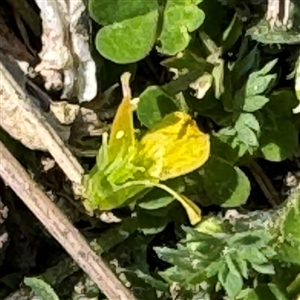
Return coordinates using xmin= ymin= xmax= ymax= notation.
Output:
xmin=260 ymin=120 xmax=298 ymax=162
xmin=158 ymin=3 xmax=205 ymax=55
xmin=95 ymin=11 xmax=159 ymax=64
xmin=137 ymin=86 xmax=179 ymax=128
xmin=89 ymin=0 xmax=158 ymax=25
xmin=201 ymin=156 xmax=250 ymax=207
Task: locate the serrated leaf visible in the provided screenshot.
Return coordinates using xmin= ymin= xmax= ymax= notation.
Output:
xmin=88 ymin=0 xmax=158 ymax=25
xmin=205 ymin=260 xmax=225 ymax=278
xmin=157 ymin=0 xmax=205 ymax=55
xmin=260 ymin=120 xmax=298 ymax=162
xmin=228 ymin=231 xmax=274 ymax=249
xmin=235 ymin=113 xmax=260 ymax=148
xmin=239 ymin=248 xmax=268 ymax=265
xmin=134 ymin=270 xmax=168 ymax=291
xmin=137 ymin=86 xmax=178 ymax=128
xmin=201 ymin=156 xmax=250 ymax=207
xmin=24 ymin=277 xmax=59 ymax=300
xmin=246 ymin=74 xmax=277 ymax=98
xmin=95 ymin=10 xmax=158 ymax=64
xmin=237 ymin=112 xmax=260 ymax=132
xmin=220 ymin=255 xmax=243 ymax=298
xmin=243 ymin=95 xmax=270 ymax=112
xmin=236 ymin=125 xmax=258 ymax=148
xmin=233 ymin=255 xmax=249 ymax=279
xmin=277 ymin=243 xmax=300 ymax=265
xmin=247 ymin=15 xmax=300 ymax=44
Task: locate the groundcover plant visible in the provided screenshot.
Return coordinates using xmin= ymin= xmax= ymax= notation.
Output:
xmin=1 ymin=0 xmax=300 ymax=300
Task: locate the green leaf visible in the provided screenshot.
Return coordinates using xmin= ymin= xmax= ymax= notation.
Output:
xmin=235 ymin=113 xmax=260 ymax=149
xmin=139 ymin=195 xmax=174 ymax=210
xmin=239 ymin=247 xmax=268 ymax=264
xmin=243 ymin=95 xmax=270 ymax=112
xmin=232 ymin=45 xmax=260 ymax=87
xmin=276 ymin=194 xmax=300 ymax=264
xmin=157 ymin=0 xmax=205 ymax=55
xmin=233 ymin=255 xmax=249 ymax=279
xmin=240 ymin=285 xmax=278 ymax=300
xmin=296 ymin=54 xmax=300 ymax=100
xmin=137 ymin=86 xmax=178 ymax=128
xmin=277 ymin=243 xmax=300 ymax=265
xmin=24 ymin=277 xmax=59 ymax=300
xmin=161 ymin=48 xmax=211 ymax=72
xmin=242 ymin=60 xmax=277 ymax=111
xmin=251 ymin=263 xmax=275 ymax=275
xmin=222 ymin=13 xmax=243 ymax=53
xmin=260 ymin=120 xmax=298 ymax=162
xmin=287 ymin=273 xmax=300 ymax=295
xmin=246 ymin=74 xmax=277 ymax=98
xmin=266 ymin=90 xmax=299 ymax=118
xmin=219 ymin=256 xmax=243 ymax=298
xmin=201 ymin=156 xmax=250 ymax=207
xmin=137 ymin=210 xmax=170 ymax=235
xmin=88 ymin=0 xmax=158 ymax=25
xmin=268 ymin=283 xmax=290 ymax=300
xmin=95 ymin=10 xmax=158 ymax=64
xmin=134 ymin=270 xmax=168 ymax=291
xmin=282 ymin=194 xmax=300 ymax=242
xmin=210 ymin=134 xmax=239 ymax=164
xmin=94 ymin=217 xmax=138 ymax=253
xmin=139 ymin=177 xmax=185 ymax=209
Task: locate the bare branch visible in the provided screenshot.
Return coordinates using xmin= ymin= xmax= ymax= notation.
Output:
xmin=0 ymin=54 xmax=84 ymax=186
xmin=0 ymin=141 xmax=137 ymax=300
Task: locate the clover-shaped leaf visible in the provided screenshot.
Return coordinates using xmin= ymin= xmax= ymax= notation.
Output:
xmin=89 ymin=0 xmax=158 ymax=25
xmin=137 ymin=86 xmax=178 ymax=128
xmin=95 ymin=11 xmax=159 ymax=64
xmin=157 ymin=0 xmax=205 ymax=55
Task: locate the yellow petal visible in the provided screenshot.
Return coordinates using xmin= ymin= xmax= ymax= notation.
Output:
xmin=139 ymin=111 xmax=210 ymax=180
xmin=108 ymin=72 xmax=136 ymax=162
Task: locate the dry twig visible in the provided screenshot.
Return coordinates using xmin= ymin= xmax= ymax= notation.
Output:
xmin=0 ymin=54 xmax=84 ymax=186
xmin=248 ymin=161 xmax=280 ymax=207
xmin=0 ymin=141 xmax=136 ymax=300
